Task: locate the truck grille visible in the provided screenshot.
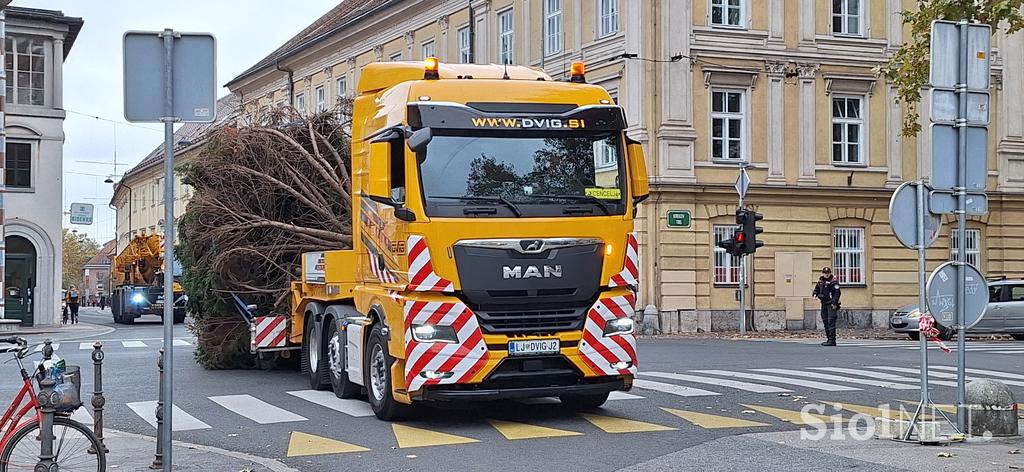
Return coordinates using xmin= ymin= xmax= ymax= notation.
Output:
xmin=475 ymin=307 xmax=588 ymax=334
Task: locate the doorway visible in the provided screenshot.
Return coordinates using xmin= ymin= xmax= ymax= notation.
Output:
xmin=5 ymin=236 xmax=36 ymax=326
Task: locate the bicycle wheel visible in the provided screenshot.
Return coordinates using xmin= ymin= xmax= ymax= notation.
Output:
xmin=0 ymin=416 xmax=105 ymax=471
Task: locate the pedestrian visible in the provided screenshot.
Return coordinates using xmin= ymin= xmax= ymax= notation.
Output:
xmin=813 ymin=267 xmax=841 ymax=346
xmin=65 ymin=286 xmax=80 ymax=324
xmin=99 ymin=295 xmax=106 ymax=311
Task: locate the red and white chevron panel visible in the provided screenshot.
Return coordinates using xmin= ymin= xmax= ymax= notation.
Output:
xmin=253 ymin=316 xmax=288 ymax=349
xmin=609 ymin=233 xmax=639 ymax=287
xmin=368 ymin=251 xmax=399 ymax=284
xmin=406 ymin=235 xmax=455 ymax=292
xmin=579 ymin=294 xmax=638 ymax=376
xmin=403 ymin=300 xmax=488 ymax=392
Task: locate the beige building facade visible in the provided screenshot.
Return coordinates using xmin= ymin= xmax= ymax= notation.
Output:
xmin=223 ymin=0 xmax=1024 ymax=331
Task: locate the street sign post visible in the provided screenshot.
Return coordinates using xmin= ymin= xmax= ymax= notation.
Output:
xmin=69 ymin=203 xmax=94 ymax=225
xmin=123 ymin=29 xmax=215 ymax=472
xmin=926 ymin=261 xmax=988 ymax=329
xmin=666 ymin=210 xmax=692 ymax=228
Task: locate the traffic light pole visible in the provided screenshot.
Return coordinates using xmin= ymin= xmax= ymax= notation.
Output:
xmin=738 ymin=194 xmax=746 ymax=336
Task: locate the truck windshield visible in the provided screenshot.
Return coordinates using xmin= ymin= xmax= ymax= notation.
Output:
xmin=419 ymin=133 xmax=626 ymax=218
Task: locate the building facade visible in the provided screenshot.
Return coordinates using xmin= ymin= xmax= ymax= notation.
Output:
xmin=2 ymin=7 xmax=81 ymax=326
xmin=81 ymin=239 xmax=115 ymax=306
xmin=224 ymin=0 xmax=1024 ymax=331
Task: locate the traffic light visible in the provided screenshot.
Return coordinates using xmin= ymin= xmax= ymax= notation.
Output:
xmin=736 ymin=209 xmax=764 ymax=254
xmin=716 ymin=226 xmax=744 ymax=257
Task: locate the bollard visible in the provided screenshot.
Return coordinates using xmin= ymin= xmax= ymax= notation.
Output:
xmin=35 ymin=377 xmax=56 ymax=472
xmin=89 ymin=342 xmax=108 ymax=454
xmin=150 ymin=348 xmax=164 ymax=470
xmin=966 ymin=379 xmax=1018 ymax=437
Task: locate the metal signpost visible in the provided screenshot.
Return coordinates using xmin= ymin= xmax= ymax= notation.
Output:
xmin=123 ymin=29 xmax=215 ymax=471
xmin=735 ymin=165 xmax=750 ymax=336
xmin=69 ymin=203 xmax=94 ymax=225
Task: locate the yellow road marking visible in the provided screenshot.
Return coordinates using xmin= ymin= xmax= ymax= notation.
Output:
xmin=392 ymin=424 xmax=479 ymax=448
xmin=488 ymin=419 xmax=583 ymax=440
xmin=741 ymin=404 xmax=835 ymax=426
xmin=578 ymin=413 xmax=677 ymax=433
xmin=897 ymin=400 xmax=957 ymax=415
xmin=286 ymin=431 xmax=370 ymax=457
xmin=661 ymin=408 xmax=769 ymax=429
xmin=831 ymin=402 xmax=933 ymax=420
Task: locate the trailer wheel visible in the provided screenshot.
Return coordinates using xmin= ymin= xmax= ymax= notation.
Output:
xmin=326 ymin=321 xmax=362 ymax=399
xmin=365 ymin=324 xmax=409 ymax=421
xmin=559 ymin=392 xmax=610 ymax=411
xmin=301 ymin=316 xmax=330 ymax=391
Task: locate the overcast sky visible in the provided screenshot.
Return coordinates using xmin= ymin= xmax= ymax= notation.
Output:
xmin=16 ymin=0 xmax=337 ymax=243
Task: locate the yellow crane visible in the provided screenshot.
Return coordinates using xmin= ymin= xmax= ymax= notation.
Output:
xmin=110 ymin=234 xmax=186 ymax=324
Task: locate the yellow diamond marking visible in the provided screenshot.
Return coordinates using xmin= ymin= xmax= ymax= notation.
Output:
xmin=488 ymin=419 xmax=583 ymax=440
xmin=286 ymin=431 xmax=370 ymax=457
xmin=578 ymin=413 xmax=677 ymax=433
xmin=741 ymin=404 xmax=835 ymax=426
xmin=661 ymin=408 xmax=769 ymax=429
xmin=392 ymin=424 xmax=479 ymax=448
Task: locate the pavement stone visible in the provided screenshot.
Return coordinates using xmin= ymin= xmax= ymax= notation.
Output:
xmin=103 ymin=429 xmax=298 ymax=472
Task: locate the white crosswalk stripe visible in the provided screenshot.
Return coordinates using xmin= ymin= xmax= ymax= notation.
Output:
xmin=79 ymin=343 xmax=93 ymax=350
xmin=209 ymin=394 xmax=307 ymax=424
xmin=641 ymin=371 xmax=790 ymax=393
xmin=608 ymin=391 xmax=644 ymax=400
xmin=121 ymin=341 xmax=147 ymax=348
xmin=869 ymin=365 xmax=1024 ymax=388
xmin=810 ymin=367 xmax=959 ymax=387
xmin=126 ymin=401 xmax=211 ymax=431
xmin=753 ymin=368 xmax=920 ymax=390
xmin=286 ymin=390 xmax=374 ymax=417
xmin=692 ymin=369 xmax=860 ymax=391
xmin=632 ymin=379 xmax=719 ymax=397
xmin=930 ymin=365 xmax=1024 ymax=381
xmin=172 ymin=339 xmax=192 ymax=346
xmin=70 ymin=408 xmax=93 ymax=426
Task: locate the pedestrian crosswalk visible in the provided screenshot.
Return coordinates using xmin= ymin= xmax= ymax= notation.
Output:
xmin=768 ymin=338 xmax=1024 ymax=354
xmin=66 ymin=339 xmax=193 ymax=351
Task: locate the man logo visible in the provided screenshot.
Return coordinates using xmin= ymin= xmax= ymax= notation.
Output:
xmin=520 ymin=240 xmax=545 ymax=253
xmin=502 ymin=265 xmax=563 ymax=279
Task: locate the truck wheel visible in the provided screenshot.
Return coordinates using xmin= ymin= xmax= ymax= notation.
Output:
xmin=559 ymin=392 xmax=610 ymax=411
xmin=301 ymin=316 xmax=330 ymax=391
xmin=364 ymin=324 xmax=409 ymax=421
xmin=326 ymin=321 xmax=362 ymax=399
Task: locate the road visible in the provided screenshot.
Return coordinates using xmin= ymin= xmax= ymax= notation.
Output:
xmin=1 ymin=307 xmax=1022 ymax=471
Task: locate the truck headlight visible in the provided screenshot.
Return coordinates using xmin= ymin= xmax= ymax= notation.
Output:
xmin=603 ymin=317 xmax=634 ymax=336
xmin=411 ymin=324 xmax=458 ymax=343
xmin=131 ymin=292 xmax=146 ymax=304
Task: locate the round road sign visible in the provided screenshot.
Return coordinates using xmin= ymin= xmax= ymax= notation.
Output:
xmin=925 ymin=261 xmax=988 ymax=329
xmin=888 ymin=181 xmax=942 ymax=249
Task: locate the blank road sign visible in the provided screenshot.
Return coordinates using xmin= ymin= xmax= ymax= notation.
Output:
xmin=123 ymin=31 xmax=216 ymax=123
xmin=931 ymin=90 xmax=989 ymax=125
xmin=888 ymin=181 xmax=941 ymax=249
xmin=931 ymin=125 xmax=988 ymax=191
xmin=929 ymin=21 xmax=991 ymax=91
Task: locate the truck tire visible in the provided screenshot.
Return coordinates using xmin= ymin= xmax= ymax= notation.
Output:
xmin=559 ymin=392 xmax=610 ymax=411
xmin=301 ymin=316 xmax=330 ymax=391
xmin=364 ymin=323 xmax=409 ymax=421
xmin=326 ymin=321 xmax=362 ymax=399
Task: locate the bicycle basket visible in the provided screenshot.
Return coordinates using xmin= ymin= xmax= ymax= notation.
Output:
xmin=36 ymin=365 xmax=83 ymax=413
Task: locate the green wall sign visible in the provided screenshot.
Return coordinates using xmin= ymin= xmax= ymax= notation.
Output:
xmin=667 ymin=210 xmax=691 ymax=228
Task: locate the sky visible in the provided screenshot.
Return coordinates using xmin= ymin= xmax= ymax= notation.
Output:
xmin=16 ymin=0 xmax=338 ymax=243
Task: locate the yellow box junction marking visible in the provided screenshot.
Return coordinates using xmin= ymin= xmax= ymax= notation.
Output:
xmin=286 ymin=431 xmax=370 ymax=457
xmin=661 ymin=408 xmax=769 ymax=429
xmin=488 ymin=419 xmax=583 ymax=440
xmin=828 ymin=402 xmax=933 ymax=421
xmin=578 ymin=413 xmax=677 ymax=434
xmin=392 ymin=424 xmax=479 ymax=448
xmin=741 ymin=404 xmax=835 ymax=426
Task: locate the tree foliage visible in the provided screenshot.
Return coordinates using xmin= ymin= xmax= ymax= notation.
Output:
xmin=178 ymin=105 xmax=352 ymax=369
xmin=61 ymin=229 xmax=100 ymax=289
xmin=879 ymin=0 xmax=1024 ymax=137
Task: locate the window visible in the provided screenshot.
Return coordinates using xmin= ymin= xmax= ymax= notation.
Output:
xmin=950 ymin=228 xmax=981 ymax=268
xmin=545 ymin=0 xmax=563 ymax=55
xmin=711 ymin=0 xmax=744 ymax=27
xmin=831 ymin=96 xmax=863 ymax=164
xmin=389 ymin=52 xmax=403 ymax=62
xmin=832 ymin=0 xmax=863 ymax=36
xmin=713 ymin=225 xmax=741 ymax=284
xmin=296 ymin=92 xmax=306 ymax=115
xmin=593 ymin=140 xmax=617 ymax=168
xmin=498 ymin=9 xmax=515 ymax=64
xmin=421 ymin=40 xmax=435 ymax=59
xmin=314 ymin=86 xmax=326 ymax=113
xmin=458 ymin=26 xmax=471 ymax=63
xmin=336 ymin=76 xmax=347 ymax=99
xmin=833 ymin=227 xmax=865 ymax=285
xmin=711 ymin=89 xmax=745 ymax=160
xmin=1010 ymin=285 xmax=1024 ymax=302
xmin=598 ymin=0 xmax=619 ymax=37
xmin=5 ymin=142 xmax=30 ymax=188
xmin=4 ymin=36 xmax=45 ymax=106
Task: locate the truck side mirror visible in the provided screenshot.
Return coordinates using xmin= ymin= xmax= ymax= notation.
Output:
xmin=367 ymin=140 xmax=393 ymax=202
xmin=407 ymin=127 xmax=432 ymax=153
xmin=626 ymin=142 xmax=649 ymax=204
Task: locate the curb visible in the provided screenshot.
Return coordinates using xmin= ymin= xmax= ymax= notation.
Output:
xmin=105 ymin=428 xmax=299 ymax=472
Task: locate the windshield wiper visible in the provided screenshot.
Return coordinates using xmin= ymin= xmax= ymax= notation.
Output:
xmin=431 ymin=195 xmax=522 ymax=217
xmin=531 ymin=194 xmax=612 ymax=215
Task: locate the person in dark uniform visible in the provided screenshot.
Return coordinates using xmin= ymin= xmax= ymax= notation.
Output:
xmin=813 ymin=267 xmax=841 ymax=346
xmin=99 ymin=295 xmax=107 ymax=311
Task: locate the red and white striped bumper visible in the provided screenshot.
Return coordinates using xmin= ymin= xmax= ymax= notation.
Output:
xmin=578 ymin=293 xmax=638 ymax=376
xmin=252 ymin=316 xmax=288 ymax=352
xmin=403 ymin=300 xmax=489 ymax=392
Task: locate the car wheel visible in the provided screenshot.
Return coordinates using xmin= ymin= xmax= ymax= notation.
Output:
xmin=326 ymin=320 xmax=362 ymax=399
xmin=364 ymin=324 xmax=409 ymax=421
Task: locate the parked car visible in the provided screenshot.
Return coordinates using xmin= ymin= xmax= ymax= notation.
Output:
xmin=890 ymin=278 xmax=1024 ymax=341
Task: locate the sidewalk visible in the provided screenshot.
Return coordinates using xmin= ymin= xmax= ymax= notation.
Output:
xmin=103 ymin=429 xmax=298 ymax=472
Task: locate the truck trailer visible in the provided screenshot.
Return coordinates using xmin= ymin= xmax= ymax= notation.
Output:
xmin=110 ymin=234 xmax=186 ymax=324
xmin=251 ymin=58 xmax=649 ymax=420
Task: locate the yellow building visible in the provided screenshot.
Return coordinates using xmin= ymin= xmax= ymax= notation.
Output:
xmin=222 ymin=0 xmax=1024 ymax=331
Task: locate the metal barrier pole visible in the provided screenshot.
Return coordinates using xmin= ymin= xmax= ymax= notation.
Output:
xmin=35 ymin=377 xmax=56 ymax=472
xmin=149 ymin=348 xmax=164 ymax=470
xmin=90 ymin=342 xmax=108 ymax=453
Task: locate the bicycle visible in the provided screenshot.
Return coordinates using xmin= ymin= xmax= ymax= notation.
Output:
xmin=0 ymin=336 xmax=105 ymax=471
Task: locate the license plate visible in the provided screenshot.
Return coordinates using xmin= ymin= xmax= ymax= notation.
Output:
xmin=508 ymin=339 xmax=559 ymax=356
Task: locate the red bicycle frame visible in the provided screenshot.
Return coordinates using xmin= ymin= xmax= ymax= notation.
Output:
xmin=0 ymin=365 xmax=41 ymax=451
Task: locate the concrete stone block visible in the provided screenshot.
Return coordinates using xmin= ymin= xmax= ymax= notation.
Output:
xmin=660 ymin=311 xmax=678 ymax=334
xmin=696 ymin=311 xmax=712 ymax=332
xmin=710 ymin=310 xmax=739 ymax=331
xmin=753 ymin=311 xmax=785 ymax=331
xmin=871 ymin=310 xmax=892 ymax=329
xmin=641 ymin=314 xmax=660 ymax=335
xmin=840 ymin=309 xmax=873 ymax=329
xmin=966 ymin=379 xmax=1018 ymax=437
xmin=786 ymin=319 xmax=805 ymax=331
xmin=678 ymin=311 xmax=698 ymax=333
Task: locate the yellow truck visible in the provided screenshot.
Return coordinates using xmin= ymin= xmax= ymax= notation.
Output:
xmin=251 ymin=59 xmax=649 ymax=420
xmin=110 ymin=234 xmax=186 ymax=324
